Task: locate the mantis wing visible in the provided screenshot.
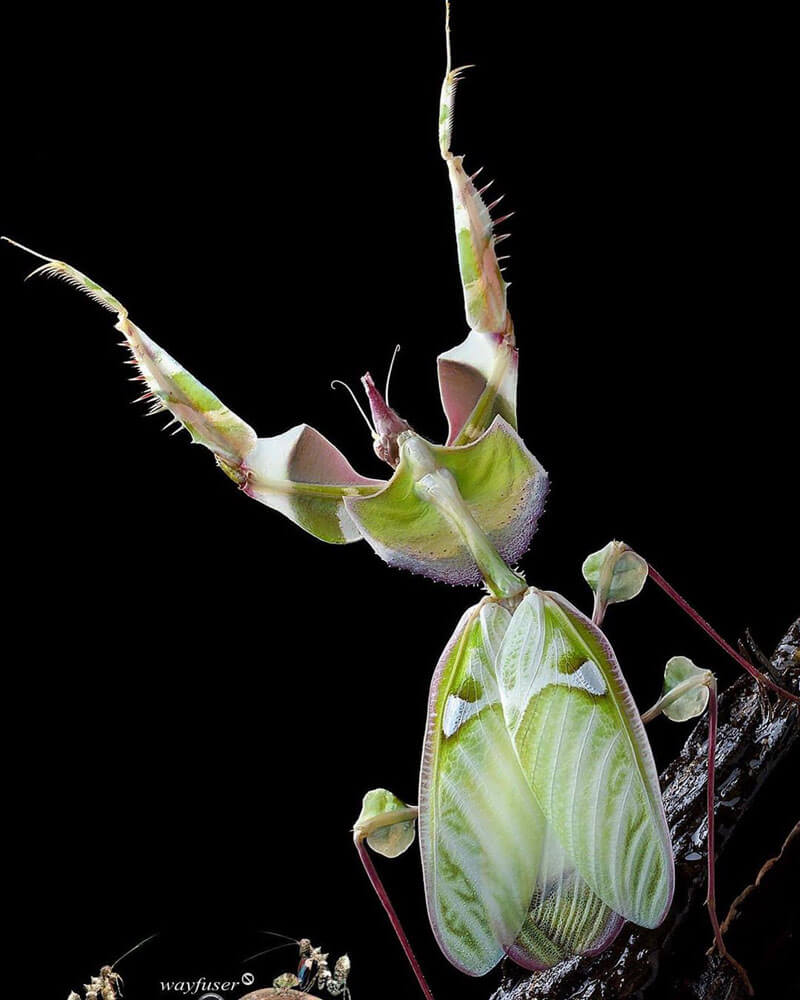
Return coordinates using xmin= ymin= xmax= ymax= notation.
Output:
xmin=419 ymin=600 xmax=544 ymax=975
xmin=497 ymin=589 xmax=675 ymax=931
xmin=419 ymin=598 xmax=625 ymax=975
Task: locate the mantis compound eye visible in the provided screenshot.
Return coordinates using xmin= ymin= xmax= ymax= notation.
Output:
xmin=373 ymin=434 xmax=400 ymax=467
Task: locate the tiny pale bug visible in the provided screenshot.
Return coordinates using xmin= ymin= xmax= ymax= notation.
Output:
xmin=66 ymin=934 xmax=156 ymax=1000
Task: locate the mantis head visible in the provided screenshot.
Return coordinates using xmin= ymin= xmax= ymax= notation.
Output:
xmin=361 ymin=371 xmax=410 ymax=468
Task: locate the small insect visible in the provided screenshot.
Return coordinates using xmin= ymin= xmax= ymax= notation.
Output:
xmin=66 ymin=934 xmax=156 ymax=1000
xmin=67 ymin=965 xmax=122 ymax=1000
xmin=246 ymin=934 xmax=352 ymax=999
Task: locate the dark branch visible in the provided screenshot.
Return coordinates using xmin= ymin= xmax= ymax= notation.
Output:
xmin=490 ymin=620 xmax=799 ymax=1000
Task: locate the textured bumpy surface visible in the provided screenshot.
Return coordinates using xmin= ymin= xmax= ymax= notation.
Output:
xmin=420 ymin=588 xmax=674 ymax=976
xmin=345 ymin=419 xmax=547 ymax=585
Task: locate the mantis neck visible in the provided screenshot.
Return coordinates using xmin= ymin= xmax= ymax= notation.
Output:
xmin=402 ymin=434 xmax=527 ymax=599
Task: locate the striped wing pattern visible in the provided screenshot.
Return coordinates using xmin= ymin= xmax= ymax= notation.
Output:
xmin=420 ymin=602 xmax=546 ymax=975
xmin=420 ymin=589 xmax=674 ymax=976
xmin=498 ymin=590 xmax=674 ymax=930
xmin=506 ymin=823 xmax=625 ymax=971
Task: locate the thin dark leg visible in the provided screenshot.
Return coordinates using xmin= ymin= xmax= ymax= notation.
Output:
xmin=704 ymin=679 xmax=755 ymax=995
xmin=354 ymin=835 xmax=436 ymax=1000
xmin=646 ymin=563 xmax=799 ymax=703
xmin=705 ymin=679 xmax=724 ymax=955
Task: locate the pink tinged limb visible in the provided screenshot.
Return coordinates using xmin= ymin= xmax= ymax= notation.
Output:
xmin=646 ymin=563 xmax=800 ymax=704
xmin=704 ymin=679 xmax=755 ymax=995
xmin=353 ymin=833 xmax=436 ymax=1000
xmin=642 ymin=669 xmax=753 ymax=993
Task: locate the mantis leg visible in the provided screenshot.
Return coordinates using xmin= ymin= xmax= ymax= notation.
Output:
xmin=436 ymin=1 xmax=519 ymax=447
xmin=642 ymin=672 xmax=755 ymax=995
xmin=3 ymin=237 xmax=383 ymax=544
xmin=352 ymin=800 xmax=435 ymax=1000
xmin=353 ymin=828 xmax=435 ymax=1000
xmin=646 ymin=562 xmax=799 ymax=704
xmin=585 ymin=541 xmax=799 ymax=703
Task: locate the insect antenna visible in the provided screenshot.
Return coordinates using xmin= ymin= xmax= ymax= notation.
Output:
xmin=243 ymin=933 xmax=302 ymax=963
xmin=110 ymin=932 xmax=158 ymax=969
xmin=331 ymin=379 xmax=376 ymax=435
xmin=258 ymin=930 xmax=301 ymax=945
xmin=385 ymin=344 xmax=401 ymax=408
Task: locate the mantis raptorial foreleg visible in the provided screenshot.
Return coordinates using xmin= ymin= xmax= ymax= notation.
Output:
xmin=345 ymin=5 xmax=798 ymax=992
xmin=435 ymin=1 xmax=518 ymax=448
xmin=1 ymin=236 xmax=385 ymax=545
xmin=8 ymin=3 xmax=796 ymax=999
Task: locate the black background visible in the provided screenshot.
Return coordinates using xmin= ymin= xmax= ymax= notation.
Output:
xmin=4 ymin=2 xmax=797 ymax=999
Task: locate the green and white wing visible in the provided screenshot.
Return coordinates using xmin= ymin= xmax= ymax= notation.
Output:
xmin=497 ymin=589 xmax=674 ymax=930
xmin=419 ymin=600 xmax=545 ymax=975
xmin=420 ymin=595 xmax=630 ymax=975
xmin=507 ymin=823 xmax=624 ymax=970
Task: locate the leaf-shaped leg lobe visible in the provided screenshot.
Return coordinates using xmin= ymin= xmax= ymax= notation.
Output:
xmin=438 ymin=329 xmax=518 ymax=446
xmin=244 ymin=425 xmax=383 ymax=544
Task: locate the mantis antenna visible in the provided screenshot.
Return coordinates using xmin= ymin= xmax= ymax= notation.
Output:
xmin=384 ymin=344 xmax=401 ymax=408
xmin=244 ymin=940 xmax=299 ymax=963
xmin=6 ymin=1 xmax=797 ymax=998
xmin=110 ymin=932 xmax=158 ymax=969
xmin=257 ymin=930 xmax=302 ymax=945
xmin=330 ymin=379 xmax=376 ymax=436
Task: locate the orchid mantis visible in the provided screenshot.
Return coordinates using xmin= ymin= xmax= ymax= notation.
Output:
xmin=5 ymin=4 xmax=797 ymax=1000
